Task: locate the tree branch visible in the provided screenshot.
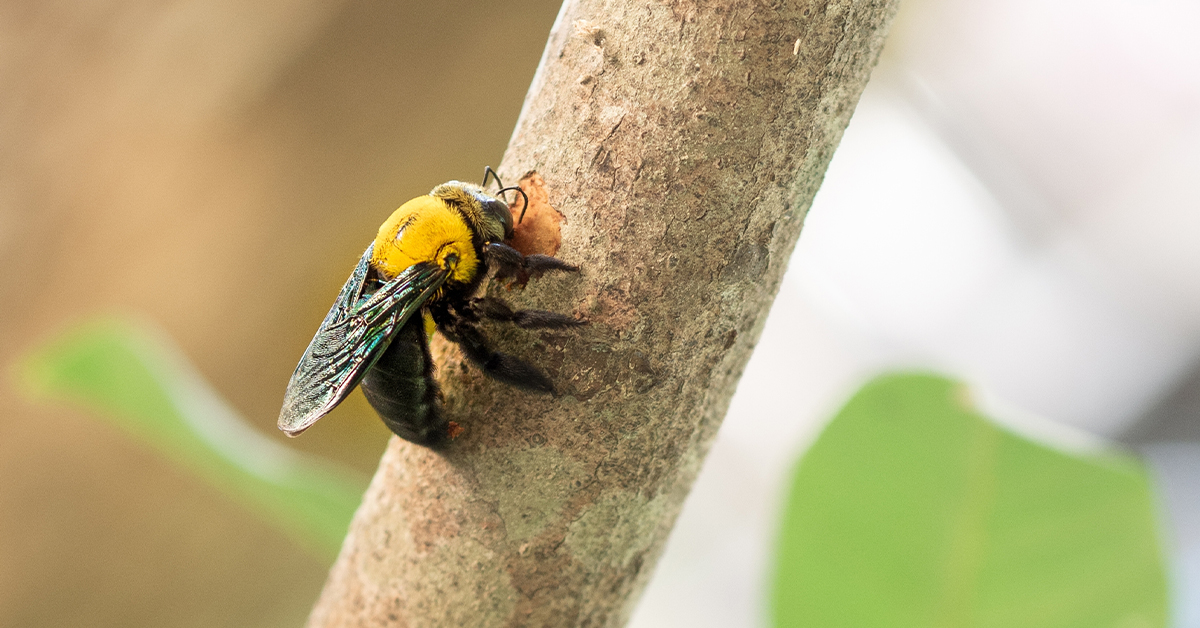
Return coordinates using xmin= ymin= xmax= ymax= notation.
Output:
xmin=307 ymin=0 xmax=899 ymax=625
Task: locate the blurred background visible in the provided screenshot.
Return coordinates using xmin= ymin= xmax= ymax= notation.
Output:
xmin=1 ymin=0 xmax=1197 ymax=626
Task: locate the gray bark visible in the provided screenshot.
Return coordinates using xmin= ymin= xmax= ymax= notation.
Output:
xmin=307 ymin=0 xmax=899 ymax=625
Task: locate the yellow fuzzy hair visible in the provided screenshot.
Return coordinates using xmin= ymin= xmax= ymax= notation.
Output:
xmin=371 ymin=195 xmax=479 ymax=284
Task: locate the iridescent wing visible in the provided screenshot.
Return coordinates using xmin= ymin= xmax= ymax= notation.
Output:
xmin=278 ymin=244 xmax=449 ymax=436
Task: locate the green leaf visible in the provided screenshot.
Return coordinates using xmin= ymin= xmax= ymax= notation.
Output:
xmin=772 ymin=373 xmax=1168 ymax=628
xmin=15 ymin=318 xmax=367 ymax=561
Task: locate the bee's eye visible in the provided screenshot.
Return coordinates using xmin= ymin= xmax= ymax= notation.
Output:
xmin=483 ymin=199 xmax=513 ymax=239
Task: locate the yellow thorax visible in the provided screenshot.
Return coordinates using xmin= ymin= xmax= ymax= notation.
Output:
xmin=371 ymin=195 xmax=479 ymax=284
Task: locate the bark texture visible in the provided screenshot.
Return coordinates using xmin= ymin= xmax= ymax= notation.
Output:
xmin=308 ymin=0 xmax=898 ymax=625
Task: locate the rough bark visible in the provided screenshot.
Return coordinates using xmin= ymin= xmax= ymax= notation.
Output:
xmin=307 ymin=0 xmax=898 ymax=626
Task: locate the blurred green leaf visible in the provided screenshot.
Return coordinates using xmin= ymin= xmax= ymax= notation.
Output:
xmin=772 ymin=373 xmax=1168 ymax=628
xmin=16 ymin=318 xmax=367 ymax=561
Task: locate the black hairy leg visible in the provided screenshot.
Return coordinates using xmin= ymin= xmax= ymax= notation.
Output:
xmin=485 ymin=242 xmax=578 ymax=288
xmin=465 ymin=296 xmax=586 ymax=329
xmin=431 ymin=305 xmax=556 ymax=395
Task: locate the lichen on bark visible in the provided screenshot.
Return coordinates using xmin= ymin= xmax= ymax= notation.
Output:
xmin=307 ymin=0 xmax=900 ymax=626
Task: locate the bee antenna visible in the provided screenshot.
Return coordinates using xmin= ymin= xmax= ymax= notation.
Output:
xmin=497 ymin=186 xmax=529 ymax=224
xmin=482 ymin=166 xmax=504 ymax=190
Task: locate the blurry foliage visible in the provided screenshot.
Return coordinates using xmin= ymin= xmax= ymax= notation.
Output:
xmin=0 ymin=0 xmax=557 ymax=624
xmin=17 ymin=318 xmax=367 ymax=560
xmin=772 ymin=373 xmax=1168 ymax=628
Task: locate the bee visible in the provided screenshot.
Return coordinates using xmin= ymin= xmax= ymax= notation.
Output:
xmin=277 ymin=168 xmax=583 ymax=448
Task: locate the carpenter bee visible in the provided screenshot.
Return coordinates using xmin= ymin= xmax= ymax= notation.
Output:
xmin=278 ymin=168 xmax=582 ymax=448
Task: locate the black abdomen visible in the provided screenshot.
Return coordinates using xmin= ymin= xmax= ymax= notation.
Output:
xmin=360 ymin=314 xmax=448 ymax=447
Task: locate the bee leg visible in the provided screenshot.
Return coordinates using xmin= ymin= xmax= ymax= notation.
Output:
xmin=485 ymin=243 xmax=578 ymax=288
xmin=468 ymin=296 xmax=586 ymax=329
xmin=435 ymin=314 xmax=556 ymax=395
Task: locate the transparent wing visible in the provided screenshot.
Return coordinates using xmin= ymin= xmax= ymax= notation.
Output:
xmin=278 ymin=244 xmax=449 ymax=436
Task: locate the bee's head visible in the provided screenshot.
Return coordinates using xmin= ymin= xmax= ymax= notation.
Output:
xmin=476 ymin=167 xmax=530 ymax=242
xmin=479 ymin=193 xmax=515 ymax=242
xmin=470 ymin=189 xmax=529 ymax=244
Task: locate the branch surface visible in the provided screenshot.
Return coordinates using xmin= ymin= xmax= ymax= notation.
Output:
xmin=309 ymin=0 xmax=899 ymax=625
